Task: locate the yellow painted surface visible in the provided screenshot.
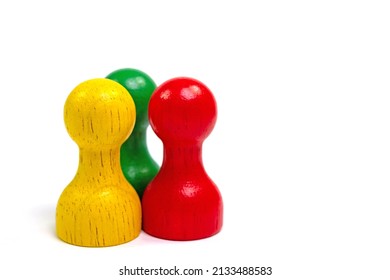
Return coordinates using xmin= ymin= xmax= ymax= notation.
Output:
xmin=56 ymin=78 xmax=141 ymax=247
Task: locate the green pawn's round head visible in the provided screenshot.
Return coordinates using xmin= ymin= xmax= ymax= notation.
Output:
xmin=107 ymin=68 xmax=156 ymax=131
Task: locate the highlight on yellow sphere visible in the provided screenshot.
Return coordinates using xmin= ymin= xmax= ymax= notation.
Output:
xmin=56 ymin=78 xmax=142 ymax=247
xmin=64 ymin=78 xmax=136 ymax=147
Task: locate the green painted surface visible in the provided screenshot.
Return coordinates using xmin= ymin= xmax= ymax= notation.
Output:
xmin=107 ymin=68 xmax=159 ymax=198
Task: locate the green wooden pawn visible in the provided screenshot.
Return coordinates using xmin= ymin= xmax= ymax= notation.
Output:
xmin=107 ymin=68 xmax=159 ymax=198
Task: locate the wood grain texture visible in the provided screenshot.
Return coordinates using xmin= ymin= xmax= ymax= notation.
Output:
xmin=56 ymin=78 xmax=141 ymax=247
xmin=106 ymin=68 xmax=159 ymax=199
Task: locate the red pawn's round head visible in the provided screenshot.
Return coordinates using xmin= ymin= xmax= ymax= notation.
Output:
xmin=149 ymin=77 xmax=217 ymax=143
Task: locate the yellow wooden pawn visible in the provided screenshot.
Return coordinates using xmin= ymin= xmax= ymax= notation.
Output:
xmin=56 ymin=78 xmax=141 ymax=247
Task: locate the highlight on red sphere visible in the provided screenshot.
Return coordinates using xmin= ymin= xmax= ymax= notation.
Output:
xmin=148 ymin=77 xmax=217 ymax=143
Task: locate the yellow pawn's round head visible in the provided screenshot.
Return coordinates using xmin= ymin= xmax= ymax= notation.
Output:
xmin=64 ymin=78 xmax=136 ymax=148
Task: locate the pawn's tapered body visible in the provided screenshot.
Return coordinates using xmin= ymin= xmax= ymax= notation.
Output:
xmin=107 ymin=68 xmax=159 ymax=199
xmin=142 ymin=77 xmax=223 ymax=241
xmin=56 ymin=78 xmax=141 ymax=247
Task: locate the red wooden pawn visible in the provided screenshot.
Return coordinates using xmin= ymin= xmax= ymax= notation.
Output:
xmin=142 ymin=77 xmax=223 ymax=240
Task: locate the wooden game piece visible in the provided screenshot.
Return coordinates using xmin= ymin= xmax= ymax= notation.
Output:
xmin=106 ymin=68 xmax=159 ymax=198
xmin=142 ymin=77 xmax=223 ymax=241
xmin=56 ymin=78 xmax=142 ymax=247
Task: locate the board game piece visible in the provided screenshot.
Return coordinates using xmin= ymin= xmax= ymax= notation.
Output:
xmin=142 ymin=77 xmax=223 ymax=240
xmin=56 ymin=78 xmax=142 ymax=247
xmin=106 ymin=68 xmax=159 ymax=198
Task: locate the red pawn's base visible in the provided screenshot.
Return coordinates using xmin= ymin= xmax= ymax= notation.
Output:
xmin=142 ymin=178 xmax=223 ymax=241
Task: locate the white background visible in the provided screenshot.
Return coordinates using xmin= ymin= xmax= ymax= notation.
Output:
xmin=0 ymin=0 xmax=389 ymax=279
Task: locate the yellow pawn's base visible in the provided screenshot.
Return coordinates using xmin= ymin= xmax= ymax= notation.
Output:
xmin=56 ymin=182 xmax=141 ymax=247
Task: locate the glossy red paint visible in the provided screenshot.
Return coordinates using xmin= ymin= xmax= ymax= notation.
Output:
xmin=142 ymin=77 xmax=223 ymax=240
